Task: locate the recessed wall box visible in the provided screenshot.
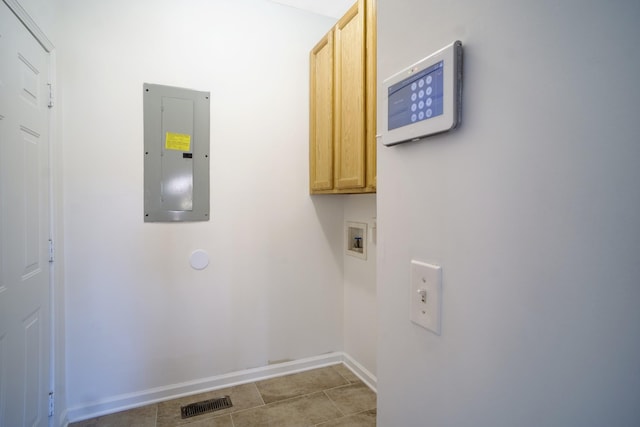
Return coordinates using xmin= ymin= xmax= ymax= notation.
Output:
xmin=143 ymin=83 xmax=210 ymax=222
xmin=346 ymin=221 xmax=367 ymax=260
xmin=381 ymin=41 xmax=462 ymax=146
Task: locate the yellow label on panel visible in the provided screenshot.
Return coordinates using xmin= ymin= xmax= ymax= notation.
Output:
xmin=165 ymin=132 xmax=191 ymax=151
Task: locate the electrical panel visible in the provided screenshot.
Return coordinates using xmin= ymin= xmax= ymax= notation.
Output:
xmin=143 ymin=83 xmax=210 ymax=222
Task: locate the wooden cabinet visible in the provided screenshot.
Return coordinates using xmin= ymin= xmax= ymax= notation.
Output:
xmin=309 ymin=0 xmax=376 ymax=194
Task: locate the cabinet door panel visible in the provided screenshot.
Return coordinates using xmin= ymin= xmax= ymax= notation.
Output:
xmin=334 ymin=1 xmax=365 ymax=189
xmin=309 ymin=32 xmax=334 ymax=191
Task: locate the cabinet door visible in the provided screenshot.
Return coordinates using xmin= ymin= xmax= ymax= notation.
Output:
xmin=309 ymin=31 xmax=334 ymax=191
xmin=334 ymin=0 xmax=365 ymax=190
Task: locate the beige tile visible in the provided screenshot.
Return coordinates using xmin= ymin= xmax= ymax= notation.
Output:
xmin=68 ymin=418 xmax=94 ymax=427
xmin=256 ymin=367 xmax=349 ymax=404
xmin=316 ymin=409 xmax=377 ymax=427
xmin=156 ymin=383 xmax=264 ymax=427
xmin=232 ymin=391 xmax=343 ymax=427
xmin=69 ymin=366 xmax=375 ymax=427
xmin=68 ymin=419 xmax=97 ymax=427
xmin=180 ymin=414 xmax=234 ymax=427
xmin=331 ymin=363 xmax=360 ymax=384
xmin=69 ymin=404 xmax=157 ymax=427
xmin=324 ymin=382 xmax=377 ymax=415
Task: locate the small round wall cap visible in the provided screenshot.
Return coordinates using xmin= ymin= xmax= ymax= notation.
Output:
xmin=190 ymin=250 xmax=209 ymax=270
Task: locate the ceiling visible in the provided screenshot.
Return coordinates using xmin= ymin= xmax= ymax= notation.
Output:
xmin=267 ymin=0 xmax=354 ymax=19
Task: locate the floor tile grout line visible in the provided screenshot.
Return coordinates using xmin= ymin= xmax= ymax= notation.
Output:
xmin=323 ymin=381 xmax=361 ymax=394
xmin=233 ymin=389 xmax=321 ymax=413
xmin=334 ymin=363 xmax=361 ymax=385
xmin=219 ymin=381 xmax=269 ymax=419
xmin=252 ymin=376 xmax=353 ymax=406
xmin=230 ymin=386 xmax=348 ymax=419
xmin=253 ymin=381 xmax=267 ymax=406
xmin=231 ymin=386 xmax=368 ymax=427
xmin=323 ymin=389 xmax=347 ymax=418
xmin=239 ymin=372 xmax=362 ymax=414
xmin=312 ymin=407 xmax=377 ymax=427
xmin=332 ymin=367 xmax=350 ymax=384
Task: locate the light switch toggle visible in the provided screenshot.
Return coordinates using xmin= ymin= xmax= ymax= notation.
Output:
xmin=417 ymin=289 xmax=427 ymax=304
xmin=410 ymin=260 xmax=442 ymax=335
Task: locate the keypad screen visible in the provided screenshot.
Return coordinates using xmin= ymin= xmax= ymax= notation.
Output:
xmin=388 ymin=61 xmax=444 ymax=131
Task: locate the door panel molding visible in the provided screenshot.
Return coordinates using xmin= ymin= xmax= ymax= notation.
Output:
xmin=2 ymin=0 xmax=54 ymax=52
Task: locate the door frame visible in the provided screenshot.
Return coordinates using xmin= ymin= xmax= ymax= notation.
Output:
xmin=2 ymin=1 xmax=61 ymax=424
xmin=2 ymin=0 xmax=54 ymax=52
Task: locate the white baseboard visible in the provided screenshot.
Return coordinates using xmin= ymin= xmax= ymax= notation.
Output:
xmin=56 ymin=409 xmax=69 ymax=427
xmin=343 ymin=352 xmax=377 ymax=392
xmin=66 ymin=351 xmax=374 ymax=424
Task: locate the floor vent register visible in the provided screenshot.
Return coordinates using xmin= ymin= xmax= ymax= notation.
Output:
xmin=180 ymin=396 xmax=233 ymax=419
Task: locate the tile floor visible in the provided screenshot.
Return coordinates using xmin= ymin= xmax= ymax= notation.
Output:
xmin=69 ymin=364 xmax=376 ymax=427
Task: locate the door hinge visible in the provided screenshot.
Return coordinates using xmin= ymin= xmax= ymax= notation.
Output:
xmin=47 ymin=83 xmax=54 ymax=108
xmin=48 ymin=239 xmax=54 ymax=263
xmin=48 ymin=392 xmax=54 ymax=417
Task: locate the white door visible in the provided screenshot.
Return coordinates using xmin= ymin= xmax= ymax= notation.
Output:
xmin=0 ymin=2 xmax=52 ymax=426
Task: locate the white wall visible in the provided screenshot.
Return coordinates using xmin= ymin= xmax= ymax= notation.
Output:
xmin=377 ymin=0 xmax=640 ymax=426
xmin=58 ymin=0 xmax=346 ymax=413
xmin=343 ymin=195 xmax=377 ymax=380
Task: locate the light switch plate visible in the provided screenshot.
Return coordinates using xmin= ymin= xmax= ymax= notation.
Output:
xmin=410 ymin=260 xmax=442 ymax=335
